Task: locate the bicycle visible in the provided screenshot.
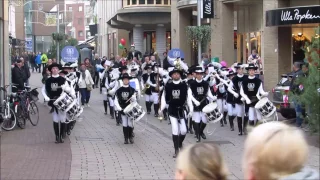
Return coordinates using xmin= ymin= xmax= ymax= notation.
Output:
xmin=0 ymin=85 xmax=17 ymax=131
xmin=14 ymin=86 xmax=39 ymax=129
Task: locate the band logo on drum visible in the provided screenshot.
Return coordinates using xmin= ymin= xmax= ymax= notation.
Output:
xmin=197 ymin=87 xmax=204 ymax=95
xmin=248 ymin=83 xmax=255 ymax=91
xmin=172 ymin=90 xmax=180 ymax=99
xmin=51 ymin=83 xmax=58 ymax=91
xmin=122 ymin=92 xmax=129 ymax=100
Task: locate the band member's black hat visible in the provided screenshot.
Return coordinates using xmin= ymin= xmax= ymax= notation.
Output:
xmin=227 ymin=70 xmax=236 ymax=77
xmin=234 ymin=63 xmax=243 ymax=69
xmin=48 ymin=63 xmax=62 ymax=71
xmin=62 ymin=62 xmax=73 ymax=69
xmin=220 ymin=66 xmax=228 ymax=71
xmin=59 ymin=70 xmax=69 ymax=75
xmin=119 ymin=65 xmax=128 ymax=72
xmin=194 ymin=66 xmax=204 ymax=73
xmin=120 ymin=73 xmax=132 ymax=80
xmin=169 ymin=68 xmax=183 ymax=77
xmin=101 ymin=60 xmax=106 ymax=66
xmin=245 ymin=63 xmax=258 ymax=70
xmin=152 ymin=63 xmax=160 ymax=70
xmin=144 ymin=64 xmax=152 ymax=70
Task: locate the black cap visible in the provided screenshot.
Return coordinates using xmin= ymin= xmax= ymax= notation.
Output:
xmin=120 ymin=73 xmax=132 ymax=80
xmin=48 ymin=63 xmax=62 ymax=71
xmin=59 ymin=70 xmax=69 ymax=75
xmin=245 ymin=63 xmax=258 ymax=70
xmin=169 ymin=68 xmax=183 ymax=77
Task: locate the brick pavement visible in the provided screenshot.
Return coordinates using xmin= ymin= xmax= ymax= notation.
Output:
xmin=0 ymin=72 xmax=72 ymax=180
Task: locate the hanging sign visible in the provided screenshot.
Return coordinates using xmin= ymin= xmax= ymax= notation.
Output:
xmin=266 ymin=6 xmax=320 ymax=26
xmin=61 ymin=46 xmax=79 ymax=62
xmin=201 ymin=0 xmax=214 ymax=19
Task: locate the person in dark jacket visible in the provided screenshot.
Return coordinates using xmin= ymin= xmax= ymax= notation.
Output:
xmin=21 ymin=57 xmax=31 ymax=85
xmin=290 ymin=62 xmax=304 ymax=127
xmin=12 ymin=59 xmax=25 ymax=92
xmin=162 ymin=52 xmax=171 ymax=70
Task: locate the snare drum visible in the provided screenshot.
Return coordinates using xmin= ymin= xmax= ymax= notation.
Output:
xmin=65 ymin=100 xmax=83 ymax=122
xmin=123 ymin=102 xmax=146 ymax=122
xmin=202 ymin=102 xmax=223 ymax=123
xmin=255 ymin=97 xmax=276 ymax=118
xmin=53 ymin=92 xmax=74 ymax=111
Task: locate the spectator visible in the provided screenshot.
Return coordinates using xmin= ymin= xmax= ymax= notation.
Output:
xmin=42 ymin=59 xmax=53 ymax=76
xmin=243 ymin=122 xmax=319 ymax=180
xmin=52 ymin=58 xmax=57 ymax=63
xmin=290 ymin=62 xmax=304 ymax=127
xmin=109 ymin=53 xmax=115 ymax=61
xmin=247 ymin=49 xmax=263 ymax=78
xmin=201 ymin=53 xmax=210 ymax=67
xmin=175 ymin=143 xmax=228 ymax=180
xmin=11 ymin=59 xmax=25 ymax=92
xmin=23 ymin=52 xmax=29 ymax=68
xmin=35 ymin=52 xmax=42 ymax=73
xmin=30 ymin=52 xmax=36 ymax=73
xmin=78 ymin=63 xmax=94 ymax=107
xmin=84 ymin=58 xmax=95 ymax=86
xmin=122 ymin=48 xmax=128 ymax=58
xmin=20 ymin=57 xmax=31 ymax=86
xmin=141 ymin=56 xmax=153 ymax=74
xmin=152 ymin=52 xmax=161 ymax=67
xmin=41 ymin=53 xmax=48 ymax=71
xmin=92 ymin=54 xmax=102 ymax=88
xmin=113 ymin=55 xmax=121 ymax=68
xmin=162 ymin=52 xmax=170 ymax=70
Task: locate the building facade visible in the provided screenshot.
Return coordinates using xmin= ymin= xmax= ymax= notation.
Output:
xmin=172 ymin=0 xmax=320 ymax=90
xmin=66 ymin=3 xmax=86 ymax=41
xmin=1 ymin=0 xmax=11 ymax=92
xmin=97 ymin=0 xmax=171 ymax=60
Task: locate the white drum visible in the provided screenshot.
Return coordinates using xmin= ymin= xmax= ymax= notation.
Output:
xmin=53 ymin=92 xmax=74 ymax=111
xmin=255 ymin=97 xmax=276 ymax=118
xmin=123 ymin=102 xmax=146 ymax=122
xmin=202 ymin=102 xmax=223 ymax=123
xmin=65 ymin=100 xmax=83 ymax=122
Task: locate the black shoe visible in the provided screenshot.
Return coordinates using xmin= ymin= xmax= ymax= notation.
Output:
xmin=128 ymin=127 xmax=134 ymax=144
xmin=229 ymin=116 xmax=235 ymax=131
xmin=189 ymin=128 xmax=194 ymax=134
xmin=123 ymin=127 xmax=129 ymax=144
xmin=200 ymin=122 xmax=207 ymax=139
xmin=67 ymin=124 xmax=71 ymax=135
xmin=173 ymin=149 xmax=179 ymax=158
xmin=243 ymin=116 xmax=248 ymax=135
xmin=110 ymin=106 xmax=114 ymax=119
xmin=220 ymin=121 xmax=224 ymax=127
xmin=103 ymin=100 xmax=108 ymax=115
xmin=237 ymin=117 xmax=243 ymax=136
xmin=60 ymin=123 xmax=66 ymax=143
xmin=154 ymin=114 xmax=158 ymax=117
xmin=55 ymin=136 xmax=59 ymax=143
xmin=172 ymin=135 xmax=179 ymax=158
xmin=194 ymin=122 xmax=201 ymax=142
xmin=201 ymin=133 xmax=207 ymax=139
xmin=179 ymin=135 xmax=186 ymax=149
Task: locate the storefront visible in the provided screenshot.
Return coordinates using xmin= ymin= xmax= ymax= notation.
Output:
xmin=143 ymin=31 xmax=171 ymax=54
xmin=266 ymin=5 xmax=320 ymax=63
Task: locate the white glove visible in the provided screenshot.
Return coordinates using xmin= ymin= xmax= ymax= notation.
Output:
xmin=233 ymin=93 xmax=239 ymax=98
xmin=70 ymin=92 xmax=76 ymax=99
xmin=241 ymin=97 xmax=245 ymax=102
xmin=246 ymin=99 xmax=251 ymax=104
xmin=188 ymin=111 xmax=193 ymax=118
xmin=44 ymin=96 xmax=50 ymax=102
xmin=261 ymin=92 xmax=269 ymax=97
xmin=130 ymin=95 xmax=137 ymax=102
xmin=194 ymin=100 xmax=200 ymax=107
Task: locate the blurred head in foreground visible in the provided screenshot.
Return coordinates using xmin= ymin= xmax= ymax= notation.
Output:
xmin=175 ymin=143 xmax=228 ymax=180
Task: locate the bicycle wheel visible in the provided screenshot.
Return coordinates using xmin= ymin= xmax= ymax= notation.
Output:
xmin=1 ymin=109 xmax=17 ymax=131
xmin=16 ymin=105 xmax=26 ymax=129
xmin=28 ymin=102 xmax=39 ymax=126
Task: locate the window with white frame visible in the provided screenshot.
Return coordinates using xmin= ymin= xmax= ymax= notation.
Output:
xmin=79 ymin=5 xmax=83 ymax=12
xmin=78 ymin=31 xmax=83 ymax=37
xmin=68 ymin=6 xmax=72 ymax=11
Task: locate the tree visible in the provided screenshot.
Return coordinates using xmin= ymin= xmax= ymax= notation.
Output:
xmin=48 ymin=33 xmax=79 ymax=60
xmin=293 ymin=27 xmax=320 ymax=133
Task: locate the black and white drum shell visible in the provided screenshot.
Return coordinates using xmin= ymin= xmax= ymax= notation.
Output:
xmin=53 ymin=92 xmax=74 ymax=111
xmin=65 ymin=100 xmax=83 ymax=122
xmin=202 ymin=102 xmax=223 ymax=123
xmin=255 ymin=97 xmax=276 ymax=118
xmin=123 ymin=102 xmax=146 ymax=122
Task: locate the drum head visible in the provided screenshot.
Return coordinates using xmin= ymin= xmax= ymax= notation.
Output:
xmin=255 ymin=97 xmax=268 ymax=109
xmin=202 ymin=103 xmax=217 ymax=113
xmin=123 ymin=104 xmax=134 ymax=113
xmin=134 ymin=111 xmax=146 ymax=122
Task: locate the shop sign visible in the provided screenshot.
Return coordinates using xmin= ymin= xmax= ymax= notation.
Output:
xmin=266 ymin=6 xmax=320 ymax=26
xmin=201 ymin=0 xmax=214 ymax=19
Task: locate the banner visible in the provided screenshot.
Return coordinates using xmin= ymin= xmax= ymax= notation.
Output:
xmin=45 ymin=13 xmax=57 ymax=26
xmin=202 ymin=0 xmax=214 ymax=19
xmin=25 ymin=38 xmax=32 ymax=52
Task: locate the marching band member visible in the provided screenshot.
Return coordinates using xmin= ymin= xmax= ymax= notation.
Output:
xmin=159 ymin=67 xmax=198 ymax=158
xmin=118 ymin=65 xmax=128 ymax=87
xmin=215 ymin=68 xmax=229 ymax=127
xmin=225 ymin=70 xmax=236 ymax=131
xmin=147 ymin=63 xmax=161 ymax=117
xmin=42 ymin=63 xmax=73 ymax=143
xmin=189 ymin=66 xmax=216 ymax=142
xmin=107 ymin=68 xmax=120 ymax=122
xmin=128 ymin=65 xmax=141 ymax=102
xmin=99 ymin=60 xmax=112 ymax=115
xmin=240 ymin=64 xmax=269 ymax=127
xmin=228 ymin=63 xmax=248 ymax=135
xmin=141 ymin=65 xmax=153 ymax=114
xmin=186 ymin=68 xmax=195 ymax=134
xmin=114 ymin=73 xmax=137 ymax=144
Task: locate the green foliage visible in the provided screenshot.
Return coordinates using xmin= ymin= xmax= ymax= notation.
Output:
xmin=48 ymin=34 xmax=79 ymax=59
xmin=52 ymin=32 xmax=68 ymax=41
xmin=185 ymin=25 xmax=212 ymax=49
xmin=291 ymin=26 xmax=320 ymax=133
xmin=94 ymin=15 xmax=98 ymax=24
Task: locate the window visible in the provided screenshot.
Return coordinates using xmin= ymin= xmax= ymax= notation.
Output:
xmin=156 ymin=0 xmax=161 ymax=4
xmin=78 ymin=18 xmax=83 ymax=25
xmin=139 ymin=0 xmax=145 ymax=4
xmin=78 ymin=5 xmax=83 ymax=12
xmin=86 ymin=31 xmax=91 ymax=38
xmin=78 ymin=31 xmax=83 ymax=37
xmin=127 ymin=0 xmax=130 ymax=5
xmin=68 ymin=6 xmax=72 ymax=11
xmin=132 ymin=0 xmax=137 ymax=5
xmin=147 ymin=0 xmax=154 ymax=4
xmin=164 ymin=0 xmax=168 ymax=4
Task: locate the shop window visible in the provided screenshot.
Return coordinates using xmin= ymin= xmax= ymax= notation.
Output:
xmin=132 ymin=0 xmax=137 ymax=5
xmin=164 ymin=0 xmax=168 ymax=4
xmin=139 ymin=0 xmax=145 ymax=4
xmin=147 ymin=0 xmax=154 ymax=4
xmin=127 ymin=0 xmax=130 ymax=5
xmin=166 ymin=31 xmax=171 ymax=51
xmin=156 ymin=0 xmax=161 ymax=4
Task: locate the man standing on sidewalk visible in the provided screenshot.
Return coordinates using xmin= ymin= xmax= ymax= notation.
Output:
xmin=290 ymin=62 xmax=304 ymax=128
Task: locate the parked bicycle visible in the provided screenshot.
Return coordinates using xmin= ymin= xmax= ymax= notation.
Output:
xmin=13 ymin=86 xmax=39 ymax=129
xmin=0 ymin=84 xmax=17 ymax=131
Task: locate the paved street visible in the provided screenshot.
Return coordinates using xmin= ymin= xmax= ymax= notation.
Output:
xmin=1 ymin=72 xmax=319 ymax=180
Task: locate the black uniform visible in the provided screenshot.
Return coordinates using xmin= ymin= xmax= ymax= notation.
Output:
xmin=45 ymin=76 xmax=66 ymax=143
xmin=142 ymin=73 xmax=152 ymax=114
xmin=242 ymin=77 xmax=262 ymax=107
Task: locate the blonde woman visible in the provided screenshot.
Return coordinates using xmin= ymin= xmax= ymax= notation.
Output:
xmin=78 ymin=63 xmax=94 ymax=107
xmin=243 ymin=122 xmax=319 ymax=180
xmin=175 ymin=143 xmax=228 ymax=180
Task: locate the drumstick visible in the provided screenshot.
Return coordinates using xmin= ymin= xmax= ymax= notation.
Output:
xmin=125 ymin=93 xmax=136 ymax=103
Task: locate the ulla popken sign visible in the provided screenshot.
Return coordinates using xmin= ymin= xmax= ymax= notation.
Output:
xmin=266 ymin=6 xmax=320 ymax=26
xmin=201 ymin=0 xmax=214 ymax=19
